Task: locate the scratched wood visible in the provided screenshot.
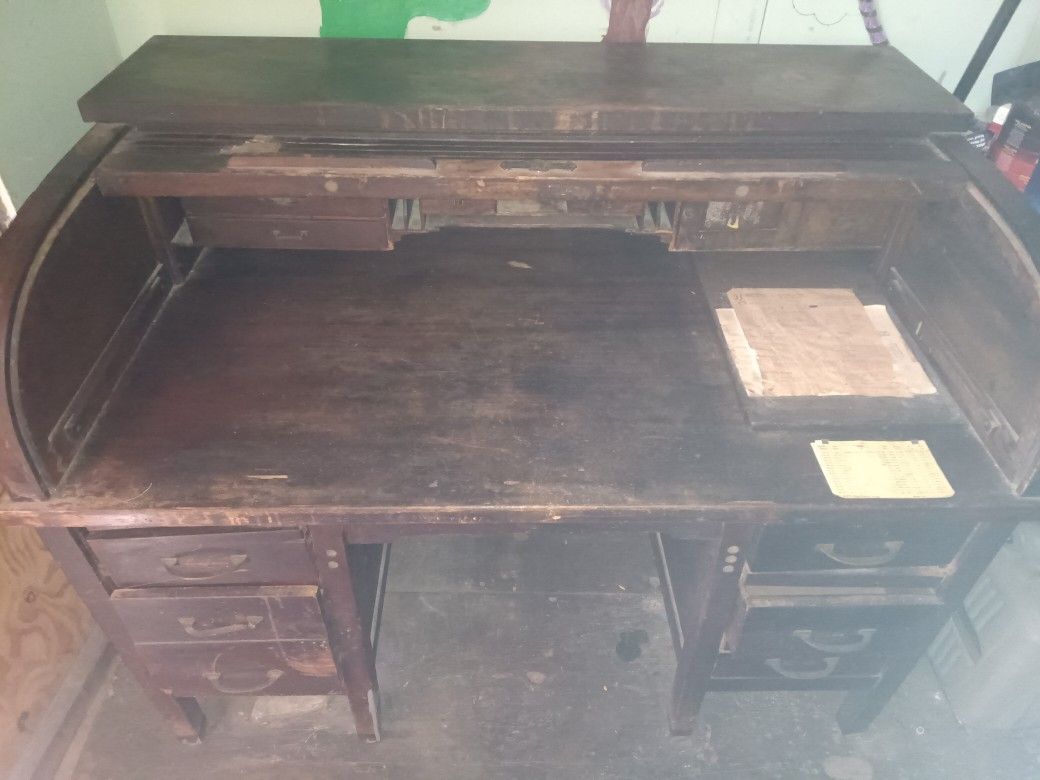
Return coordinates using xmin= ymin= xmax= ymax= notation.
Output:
xmin=78 ymin=37 xmax=971 ymax=137
xmin=0 ymin=526 xmax=91 ymax=775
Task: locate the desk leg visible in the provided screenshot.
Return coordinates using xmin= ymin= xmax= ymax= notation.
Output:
xmin=38 ymin=528 xmax=206 ymax=743
xmin=654 ymin=525 xmax=754 ymax=735
xmin=307 ymin=526 xmax=382 ymax=742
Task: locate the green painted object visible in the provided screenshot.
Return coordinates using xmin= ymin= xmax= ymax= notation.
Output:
xmin=319 ymin=0 xmax=492 ymax=39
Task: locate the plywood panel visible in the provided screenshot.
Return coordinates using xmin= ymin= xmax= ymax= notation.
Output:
xmin=0 ymin=526 xmax=92 ymax=775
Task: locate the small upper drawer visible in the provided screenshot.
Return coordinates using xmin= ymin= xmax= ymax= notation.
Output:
xmin=183 ymin=197 xmax=389 ymax=220
xmin=87 ymin=528 xmax=317 ymax=588
xmin=186 ymin=214 xmax=392 ymax=251
xmin=750 ymin=520 xmax=974 ymax=572
xmin=111 ymin=585 xmax=327 ymax=644
xmin=183 ymin=196 xmax=392 ymax=251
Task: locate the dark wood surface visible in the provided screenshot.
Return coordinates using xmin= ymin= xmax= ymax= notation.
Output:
xmin=0 ymin=126 xmax=129 ymax=500
xmin=78 ymin=37 xmax=971 ymax=137
xmin=34 ymin=230 xmax=1012 ymax=520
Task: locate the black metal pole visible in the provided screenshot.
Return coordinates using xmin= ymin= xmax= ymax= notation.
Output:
xmin=954 ymin=0 xmax=1024 ymax=101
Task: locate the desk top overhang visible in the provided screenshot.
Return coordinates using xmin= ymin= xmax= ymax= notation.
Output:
xmin=78 ymin=36 xmax=972 ymax=139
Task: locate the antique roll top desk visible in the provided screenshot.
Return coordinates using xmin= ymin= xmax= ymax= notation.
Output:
xmin=1 ymin=36 xmax=1039 ymax=744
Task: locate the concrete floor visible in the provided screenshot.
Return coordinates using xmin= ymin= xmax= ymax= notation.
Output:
xmin=58 ymin=531 xmax=1040 ymax=779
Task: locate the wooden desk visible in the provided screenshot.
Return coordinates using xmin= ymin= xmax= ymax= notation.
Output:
xmin=1 ymin=37 xmax=1037 ymax=744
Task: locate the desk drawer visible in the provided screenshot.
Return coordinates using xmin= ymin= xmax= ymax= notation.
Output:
xmin=711 ymin=652 xmax=883 ymax=690
xmin=183 ymin=196 xmax=392 ymax=251
xmin=723 ymin=604 xmax=935 ymax=657
xmin=186 ymin=214 xmax=392 ymax=251
xmin=112 ymin=585 xmax=327 ymax=644
xmin=139 ymin=640 xmax=343 ymax=697
xmin=751 ymin=521 xmax=974 ymax=572
xmin=716 ymin=608 xmax=907 ymax=688
xmin=88 ymin=529 xmax=317 ymax=588
xmin=183 ymin=197 xmax=389 ymax=219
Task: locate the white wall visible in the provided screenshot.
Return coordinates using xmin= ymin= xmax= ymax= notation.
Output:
xmin=101 ymin=1 xmax=1040 ymax=116
xmin=105 ymin=0 xmax=321 ymax=56
xmin=0 ymin=0 xmax=122 ymax=206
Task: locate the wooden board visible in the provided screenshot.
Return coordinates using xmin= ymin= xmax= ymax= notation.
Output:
xmin=0 ymin=526 xmax=92 ymax=776
xmin=43 ymin=231 xmax=1010 ymax=516
xmin=721 ymin=288 xmax=935 ymax=398
xmin=78 ymin=37 xmax=971 ymax=137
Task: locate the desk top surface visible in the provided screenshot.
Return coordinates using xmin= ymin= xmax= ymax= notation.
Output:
xmin=78 ymin=36 xmax=971 ymax=138
xmin=29 ymin=230 xmax=1015 ymax=525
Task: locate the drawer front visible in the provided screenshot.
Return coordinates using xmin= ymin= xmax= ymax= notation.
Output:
xmin=724 ymin=604 xmax=936 ymax=657
xmin=88 ymin=529 xmax=317 ymax=588
xmin=186 ymin=214 xmax=392 ymax=251
xmin=711 ymin=652 xmax=883 ymax=690
xmin=112 ymin=585 xmax=327 ymax=644
xmin=751 ymin=521 xmax=974 ymax=572
xmin=183 ymin=196 xmax=389 ymax=220
xmin=140 ymin=640 xmax=343 ymax=697
xmin=420 ymin=198 xmax=645 ymax=218
xmin=420 ymin=197 xmax=496 ymax=216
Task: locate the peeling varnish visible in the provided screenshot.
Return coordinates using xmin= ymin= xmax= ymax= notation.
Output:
xmin=220 ymin=135 xmax=282 ymax=155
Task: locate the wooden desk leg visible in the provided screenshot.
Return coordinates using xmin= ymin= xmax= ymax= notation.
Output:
xmin=307 ymin=526 xmax=382 ymax=742
xmin=38 ymin=528 xmax=206 ymax=743
xmin=655 ymin=525 xmax=755 ymax=736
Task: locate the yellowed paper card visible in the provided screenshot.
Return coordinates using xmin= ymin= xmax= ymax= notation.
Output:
xmin=811 ymin=440 xmax=954 ymax=499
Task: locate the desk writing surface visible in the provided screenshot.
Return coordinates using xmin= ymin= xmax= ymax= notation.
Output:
xmin=78 ymin=37 xmax=971 ymax=137
xmin=51 ymin=230 xmax=1009 ymax=515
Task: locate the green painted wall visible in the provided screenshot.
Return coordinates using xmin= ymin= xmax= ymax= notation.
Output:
xmin=0 ymin=1 xmax=122 ymax=207
xmin=319 ymin=0 xmax=491 ymax=38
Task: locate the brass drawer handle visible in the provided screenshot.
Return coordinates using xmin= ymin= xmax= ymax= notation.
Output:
xmin=814 ymin=541 xmax=904 ymax=568
xmin=793 ymin=628 xmax=875 ymax=654
xmin=500 ymin=159 xmax=577 ymax=172
xmin=271 ymin=228 xmax=309 ymax=242
xmin=178 ymin=614 xmax=264 ymax=638
xmin=202 ymin=668 xmax=283 ymax=695
xmin=765 ymin=656 xmax=839 ymax=680
xmin=160 ymin=551 xmax=249 ymax=580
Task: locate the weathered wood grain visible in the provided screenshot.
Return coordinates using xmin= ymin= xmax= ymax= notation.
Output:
xmin=0 ymin=527 xmax=91 ymax=776
xmin=78 ymin=38 xmax=971 ymax=137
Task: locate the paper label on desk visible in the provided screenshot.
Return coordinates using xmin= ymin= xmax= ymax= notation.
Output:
xmin=810 ymin=440 xmax=954 ymax=499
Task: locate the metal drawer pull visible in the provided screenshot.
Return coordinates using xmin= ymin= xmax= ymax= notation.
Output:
xmin=814 ymin=541 xmax=904 ymax=568
xmin=272 ymin=229 xmax=309 ymax=241
xmin=160 ymin=550 xmax=249 ymax=580
xmin=793 ymin=628 xmax=875 ymax=654
xmin=202 ymin=668 xmax=283 ymax=694
xmin=178 ymin=614 xmax=264 ymax=638
xmin=500 ymin=159 xmax=577 ymax=172
xmin=765 ymin=656 xmax=839 ymax=680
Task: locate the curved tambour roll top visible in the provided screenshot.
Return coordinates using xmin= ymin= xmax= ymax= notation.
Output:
xmin=884 ymin=136 xmax=1040 ymax=496
xmin=0 ymin=125 xmax=171 ymax=499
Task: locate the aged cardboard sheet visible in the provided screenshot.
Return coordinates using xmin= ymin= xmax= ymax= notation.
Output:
xmin=718 ymin=288 xmax=936 ymax=398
